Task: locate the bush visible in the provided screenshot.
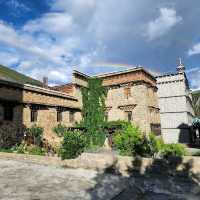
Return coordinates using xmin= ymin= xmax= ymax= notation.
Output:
xmin=113 ymin=122 xmax=185 ymax=159
xmin=26 ymin=145 xmax=47 ymax=156
xmin=59 ymin=130 xmax=86 ymax=160
xmin=53 ymin=124 xmax=68 ymax=137
xmin=141 ymin=133 xmax=163 ymax=158
xmin=15 ymin=141 xmax=27 ymax=154
xmin=160 ymin=143 xmax=186 ymax=159
xmin=103 ymin=120 xmax=130 ymax=129
xmin=193 ymin=150 xmax=200 ymax=156
xmin=113 ymin=122 xmax=144 ymax=156
xmin=0 ymin=148 xmax=14 ymax=153
xmin=26 ymin=125 xmax=43 ymax=145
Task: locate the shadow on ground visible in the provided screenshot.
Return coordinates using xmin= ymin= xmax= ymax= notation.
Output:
xmin=86 ymin=156 xmax=200 ymax=200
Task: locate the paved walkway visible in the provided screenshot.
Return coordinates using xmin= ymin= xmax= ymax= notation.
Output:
xmin=0 ymin=159 xmax=126 ymax=200
xmin=0 ymin=155 xmax=200 ymax=200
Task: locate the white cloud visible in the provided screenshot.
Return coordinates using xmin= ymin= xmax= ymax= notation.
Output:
xmin=48 ymin=70 xmax=69 ymax=82
xmin=186 ymin=67 xmax=200 ymax=89
xmin=188 ymin=43 xmax=200 ymax=56
xmin=146 ymin=8 xmax=182 ymax=40
xmin=51 ymin=0 xmax=96 ymax=13
xmin=23 ymin=13 xmax=74 ymax=36
xmin=0 ymin=51 xmax=19 ymax=66
xmin=0 ymin=0 xmax=198 ymax=85
xmin=0 ymin=18 xmax=97 ymax=84
xmin=188 ymin=70 xmax=200 ymax=89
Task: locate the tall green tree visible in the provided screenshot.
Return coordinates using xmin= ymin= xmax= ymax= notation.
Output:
xmin=192 ymin=92 xmax=200 ymax=118
xmin=81 ymin=78 xmax=107 ymax=147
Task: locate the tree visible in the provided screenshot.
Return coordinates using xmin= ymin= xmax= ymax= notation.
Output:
xmin=81 ymin=78 xmax=107 ymax=147
xmin=192 ymin=91 xmax=200 ymax=118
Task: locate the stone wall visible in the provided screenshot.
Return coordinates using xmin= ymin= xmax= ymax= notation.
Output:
xmin=23 ymin=106 xmax=82 ymax=146
xmin=102 ymin=70 xmax=156 ymax=87
xmin=0 ymin=104 xmax=24 ymax=148
xmin=105 ymin=83 xmax=160 ymax=133
xmin=1 ymin=152 xmax=200 ymax=178
xmin=52 ymin=84 xmax=74 ymax=95
xmin=72 ymin=69 xmax=160 ymax=134
xmin=72 ymin=71 xmax=89 ymax=87
xmin=157 ymin=73 xmax=194 ymax=143
xmin=106 ymin=84 xmax=149 ymax=132
xmin=0 ymin=85 xmax=23 ymax=102
xmin=23 ymin=89 xmax=79 ymax=109
xmin=0 ymin=83 xmax=82 ymax=147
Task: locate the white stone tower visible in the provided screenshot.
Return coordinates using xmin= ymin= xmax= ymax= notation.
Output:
xmin=156 ymin=59 xmax=194 ymax=144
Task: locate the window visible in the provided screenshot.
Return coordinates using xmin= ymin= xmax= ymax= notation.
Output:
xmin=31 ymin=109 xmax=38 ymax=122
xmin=69 ymin=111 xmax=75 ymax=123
xmin=125 ymin=111 xmax=132 ymax=122
xmin=124 ymin=87 xmax=131 ymax=99
xmin=150 ymin=124 xmax=161 ymax=136
xmin=105 ymin=112 xmax=108 ymax=121
xmin=4 ymin=105 xmax=13 ymax=121
xmin=57 ymin=111 xmax=62 ymax=122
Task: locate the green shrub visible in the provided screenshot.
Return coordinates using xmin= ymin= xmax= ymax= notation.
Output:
xmin=26 ymin=145 xmax=47 ymax=156
xmin=103 ymin=120 xmax=130 ymax=129
xmin=12 ymin=140 xmax=46 ymax=156
xmin=193 ymin=150 xmax=200 ymax=156
xmin=141 ymin=133 xmax=163 ymax=158
xmin=53 ymin=124 xmax=68 ymax=137
xmin=59 ymin=130 xmax=86 ymax=160
xmin=26 ymin=125 xmax=43 ymax=145
xmin=0 ymin=148 xmax=13 ymax=153
xmin=160 ymin=143 xmax=186 ymax=159
xmin=15 ymin=141 xmax=27 ymax=154
xmin=113 ymin=122 xmax=165 ymax=158
xmin=113 ymin=122 xmax=144 ymax=156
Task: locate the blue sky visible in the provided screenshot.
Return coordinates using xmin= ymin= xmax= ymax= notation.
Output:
xmin=0 ymin=0 xmax=200 ymax=88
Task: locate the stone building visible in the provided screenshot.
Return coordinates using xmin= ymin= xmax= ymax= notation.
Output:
xmin=0 ymin=75 xmax=81 ymax=147
xmin=156 ymin=60 xmax=194 ymax=144
xmin=55 ymin=67 xmax=161 ymax=135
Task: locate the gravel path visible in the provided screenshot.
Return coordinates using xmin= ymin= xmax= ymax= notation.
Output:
xmin=0 ymin=159 xmax=126 ymax=200
xmin=0 ymin=157 xmax=200 ymax=200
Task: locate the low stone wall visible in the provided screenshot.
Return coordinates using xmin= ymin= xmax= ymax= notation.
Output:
xmin=0 ymin=152 xmax=200 ymax=178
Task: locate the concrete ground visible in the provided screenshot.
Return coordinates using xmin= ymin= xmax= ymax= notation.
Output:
xmin=0 ymin=159 xmax=127 ymax=200
xmin=0 ymin=157 xmax=200 ymax=200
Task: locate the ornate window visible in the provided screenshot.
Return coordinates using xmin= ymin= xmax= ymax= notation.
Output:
xmin=69 ymin=111 xmax=75 ymax=123
xmin=57 ymin=111 xmax=62 ymax=122
xmin=124 ymin=87 xmax=131 ymax=99
xmin=118 ymin=104 xmax=136 ymax=111
xmin=31 ymin=109 xmax=38 ymax=122
xmin=125 ymin=111 xmax=132 ymax=122
xmin=150 ymin=124 xmax=161 ymax=136
xmin=105 ymin=111 xmax=109 ymax=121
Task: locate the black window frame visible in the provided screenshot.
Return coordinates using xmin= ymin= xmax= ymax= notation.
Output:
xmin=31 ymin=109 xmax=38 ymax=122
xmin=69 ymin=111 xmax=75 ymax=123
xmin=57 ymin=111 xmax=63 ymax=122
xmin=3 ymin=105 xmax=14 ymax=121
xmin=125 ymin=111 xmax=132 ymax=122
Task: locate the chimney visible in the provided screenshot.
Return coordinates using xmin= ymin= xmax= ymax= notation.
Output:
xmin=43 ymin=76 xmax=48 ymax=88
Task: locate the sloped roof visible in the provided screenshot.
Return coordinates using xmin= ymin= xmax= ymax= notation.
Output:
xmin=0 ymin=65 xmax=43 ymax=86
